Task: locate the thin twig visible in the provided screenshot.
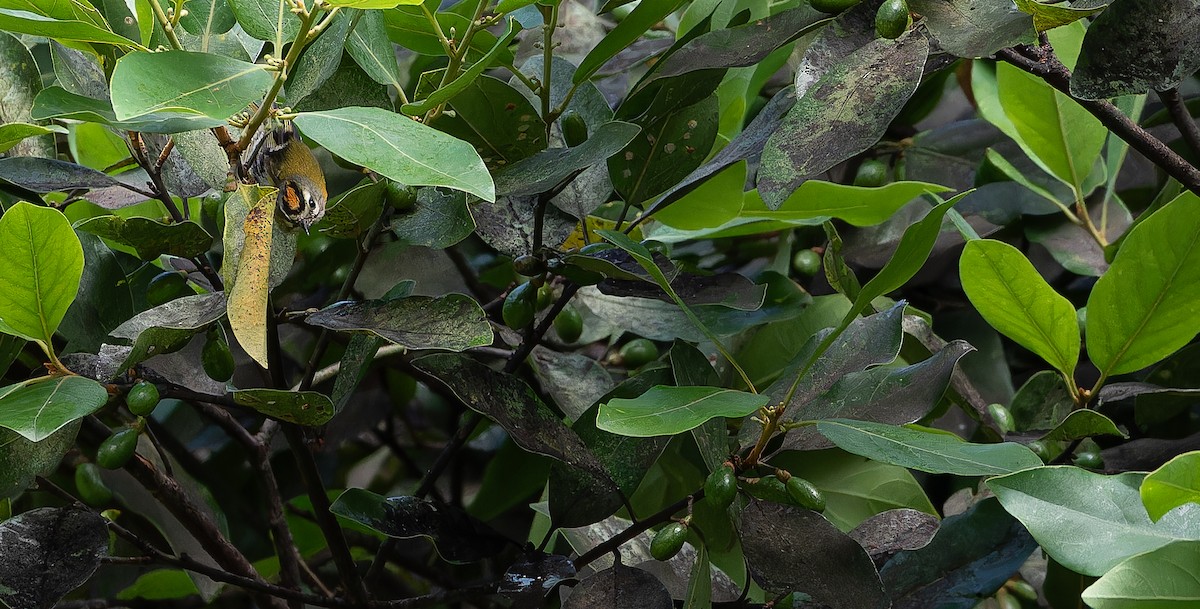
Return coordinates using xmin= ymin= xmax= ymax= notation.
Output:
xmin=1158 ymin=87 xmax=1200 ymax=160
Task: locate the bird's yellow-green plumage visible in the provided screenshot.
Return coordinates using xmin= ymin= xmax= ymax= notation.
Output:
xmin=252 ymin=125 xmax=328 ymax=232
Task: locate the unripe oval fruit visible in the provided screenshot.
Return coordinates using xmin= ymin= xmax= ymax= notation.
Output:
xmin=554 ymin=305 xmax=584 ymax=343
xmin=792 ymin=249 xmax=821 ymax=276
xmin=875 ymin=0 xmax=911 ymax=39
xmin=619 ymin=338 xmax=659 ymax=367
xmin=704 ymin=465 xmax=738 ymax=509
xmin=97 ymin=428 xmax=140 ymax=469
xmin=853 ymin=159 xmax=890 ymax=187
xmin=650 ymin=522 xmax=688 ymax=561
xmin=75 ymin=463 xmax=113 ymax=506
xmin=536 ymin=284 xmax=555 ymax=311
xmin=562 ymin=113 xmax=589 ymax=147
xmin=988 ymin=403 xmax=1014 ymax=434
xmin=1007 ymin=580 xmax=1038 ymax=602
xmin=996 ymin=589 xmax=1022 ymax=609
xmin=1074 ymin=451 xmax=1103 ymax=469
xmin=810 ymin=0 xmax=860 ymax=13
xmin=146 ymin=271 xmax=189 ymax=307
xmin=786 ymin=476 xmax=826 ymax=512
xmin=743 ymin=475 xmax=791 ymax=504
xmin=125 ymin=381 xmax=160 ymax=416
xmin=513 ymin=255 xmax=544 ymax=277
xmin=202 ymin=334 xmax=236 ymax=382
xmin=502 ymin=282 xmax=536 ymax=329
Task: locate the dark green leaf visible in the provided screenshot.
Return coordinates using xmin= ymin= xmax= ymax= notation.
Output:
xmin=315 ymin=179 xmax=384 ymax=239
xmin=345 ymin=9 xmax=405 ymax=90
xmin=494 ymin=121 xmax=641 ymax=197
xmin=32 ymin=86 xmax=227 ymax=133
xmin=907 ymin=0 xmax=1033 ymax=57
xmin=304 ymin=294 xmax=492 ymax=351
xmin=434 ymin=75 xmax=549 ymax=171
xmin=740 ymin=499 xmax=888 ymax=608
xmin=609 ymin=95 xmax=719 ymax=205
xmin=286 ymin=11 xmax=352 ymax=105
xmin=988 ymin=467 xmax=1200 ymax=576
xmin=0 ymin=424 xmax=78 ymax=500
xmin=329 ymin=489 xmax=507 ymax=563
xmin=564 ymin=564 xmax=673 ymax=609
xmin=389 ymin=187 xmax=476 ymax=248
xmin=413 ymin=353 xmax=616 ymax=487
xmin=402 ymin=19 xmax=521 ymax=115
xmin=0 ymin=157 xmax=147 ymax=209
xmin=817 ymin=420 xmax=1043 ymax=476
xmin=0 ymin=376 xmax=109 ymax=442
xmin=59 ymin=231 xmax=136 ymax=353
xmin=294 ymin=106 xmax=495 ymax=201
xmin=179 ymin=0 xmax=236 ymax=36
xmin=1009 ymin=370 xmax=1073 ymax=432
xmin=881 ymin=498 xmax=1037 ymax=609
xmin=757 ymin=34 xmax=928 ymax=209
xmin=231 ymin=389 xmax=335 ymax=426
xmin=76 ymin=216 xmax=213 ymax=260
xmin=106 ymin=293 xmax=226 ymax=373
xmin=0 ymin=506 xmax=108 ymax=609
xmin=574 ymin=0 xmax=686 ymax=84
xmin=1038 ymin=409 xmax=1125 ymax=443
xmin=1071 ymin=0 xmax=1200 ymax=99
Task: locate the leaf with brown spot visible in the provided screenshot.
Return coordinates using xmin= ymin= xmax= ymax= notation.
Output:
xmin=226 ymin=189 xmax=275 ymax=368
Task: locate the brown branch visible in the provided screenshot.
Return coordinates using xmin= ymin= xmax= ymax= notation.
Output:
xmin=193 ymin=402 xmax=312 ymax=607
xmin=1158 ymin=87 xmax=1200 ymax=160
xmin=573 ymin=493 xmax=695 ymax=569
xmin=995 ymin=46 xmax=1200 ymax=196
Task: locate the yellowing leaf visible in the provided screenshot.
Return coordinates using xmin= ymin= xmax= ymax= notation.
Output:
xmin=227 ymin=190 xmax=275 ymax=368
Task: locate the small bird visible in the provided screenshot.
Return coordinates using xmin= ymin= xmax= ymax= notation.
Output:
xmin=249 ymin=122 xmax=327 ymax=234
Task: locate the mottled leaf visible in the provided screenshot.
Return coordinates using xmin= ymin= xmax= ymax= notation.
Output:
xmin=305 ymin=294 xmax=492 ymax=352
xmin=330 ymin=489 xmax=507 ymax=563
xmin=0 ymin=506 xmax=108 ymax=609
xmin=231 ymin=389 xmax=335 ymax=426
xmin=1071 ymin=0 xmax=1200 ymax=99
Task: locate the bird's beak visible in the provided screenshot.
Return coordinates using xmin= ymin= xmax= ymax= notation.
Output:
xmin=301 ymin=220 xmax=312 ymax=235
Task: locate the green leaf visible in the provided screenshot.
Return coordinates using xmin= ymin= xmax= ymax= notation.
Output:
xmin=75 ymin=216 xmax=213 ymax=260
xmin=0 ymin=157 xmax=147 ymax=209
xmin=652 ymin=161 xmax=745 ymax=230
xmin=741 ymin=180 xmax=952 ymax=227
xmin=434 ymin=75 xmax=549 ymax=171
xmin=327 ymin=0 xmax=422 ymax=7
xmin=757 ymin=34 xmax=928 ymax=208
xmin=1012 ymin=0 xmax=1104 ymax=31
xmin=304 ymin=294 xmax=493 ymax=351
xmin=294 ymin=106 xmax=495 ymax=201
xmin=0 ymin=123 xmax=65 ymax=154
xmin=401 ymin=18 xmax=521 ymax=115
xmin=1 ymin=423 xmax=79 ymax=500
xmin=907 ymin=0 xmax=1033 ymax=58
xmin=494 ymin=121 xmax=641 ymax=198
xmin=286 ymin=10 xmax=352 ymax=105
xmin=574 ymin=0 xmax=686 ymax=84
xmin=178 ymin=0 xmax=236 ymax=36
xmin=110 ymin=51 xmax=271 ymax=122
xmin=843 ymin=194 xmax=965 ymax=325
xmin=816 ymin=420 xmax=1043 ymax=476
xmin=609 ymin=94 xmax=719 ymax=206
xmin=0 ymin=202 xmax=84 ymax=353
xmin=773 ymin=449 xmax=936 ymax=531
xmin=597 ymin=386 xmax=770 ymax=437
xmin=32 ymin=86 xmax=228 ymax=134
xmin=1083 ymin=541 xmax=1200 ymax=608
xmin=1141 ymin=451 xmax=1200 ymax=522
xmin=390 ymin=187 xmax=476 ymax=248
xmin=1038 ymin=409 xmax=1125 ymax=444
xmin=0 ymin=376 xmax=109 ymax=442
xmin=960 ymin=239 xmax=1080 ymax=378
xmin=107 ymin=293 xmax=226 ymax=373
xmin=996 ymin=57 xmax=1106 ymax=193
xmin=0 ymin=6 xmax=144 ymax=49
xmin=227 ymin=0 xmax=300 ymax=43
xmin=345 ymin=9 xmax=406 ymax=90
xmin=1087 ymin=192 xmax=1200 ymax=377
xmin=988 ymin=466 xmax=1200 ymax=577
xmin=230 ymin=389 xmax=335 ymax=426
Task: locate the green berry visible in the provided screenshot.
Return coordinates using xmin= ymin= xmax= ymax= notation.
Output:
xmin=1007 ymin=580 xmax=1038 ymax=602
xmin=988 ymin=403 xmax=1014 ymax=434
xmin=146 ymin=271 xmax=189 ymax=307
xmin=97 ymin=428 xmax=140 ymax=470
xmin=502 ymin=282 xmax=537 ymax=329
xmin=875 ymin=0 xmax=911 ymax=39
xmin=536 ymin=284 xmax=555 ymax=311
xmin=1074 ymin=451 xmax=1103 ymax=469
xmin=853 ymin=159 xmax=890 ymax=187
xmin=810 ymin=0 xmax=860 ymax=12
xmin=562 ymin=112 xmax=589 ymax=147
xmin=202 ymin=333 xmax=236 ymax=382
xmin=792 ymin=249 xmax=822 ymax=276
xmin=619 ymin=338 xmax=659 ymax=368
xmin=513 ymin=255 xmax=545 ymax=277
xmin=743 ymin=475 xmax=791 ymax=504
xmin=996 ymin=589 xmax=1022 ymax=609
xmin=75 ymin=463 xmax=113 ymax=506
xmin=553 ymin=305 xmax=584 ymax=343
xmin=649 ymin=522 xmax=688 ymax=561
xmin=126 ymin=381 xmax=160 ymax=417
xmin=704 ymin=464 xmax=738 ymax=509
xmin=785 ymin=476 xmax=826 ymax=512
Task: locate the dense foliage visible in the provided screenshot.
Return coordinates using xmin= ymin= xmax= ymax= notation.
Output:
xmin=1 ymin=0 xmax=1200 ymax=607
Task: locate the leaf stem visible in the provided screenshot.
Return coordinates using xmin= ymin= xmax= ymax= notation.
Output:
xmin=147 ymin=0 xmax=184 ymax=50
xmin=236 ymin=5 xmax=325 ymax=151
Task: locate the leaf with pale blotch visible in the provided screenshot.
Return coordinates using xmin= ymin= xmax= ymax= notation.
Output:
xmin=0 ymin=506 xmax=109 ymax=609
xmin=226 ymin=190 xmax=276 ymax=368
xmin=231 ymin=389 xmax=335 ymax=426
xmin=304 ymin=294 xmax=492 ymax=352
